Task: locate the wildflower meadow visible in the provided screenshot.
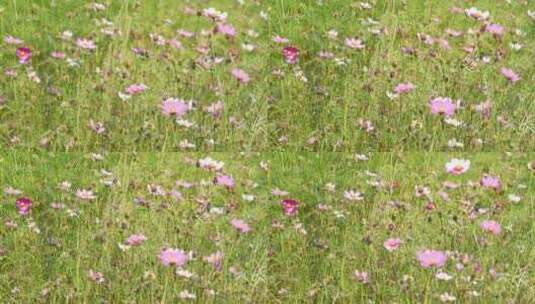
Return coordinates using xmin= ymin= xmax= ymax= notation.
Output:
xmin=0 ymin=0 xmax=534 ymax=303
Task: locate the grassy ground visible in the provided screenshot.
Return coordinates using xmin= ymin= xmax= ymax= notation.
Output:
xmin=1 ymin=152 xmax=534 ymax=303
xmin=0 ymin=0 xmax=533 ymax=151
xmin=1 ymin=0 xmax=534 ymax=303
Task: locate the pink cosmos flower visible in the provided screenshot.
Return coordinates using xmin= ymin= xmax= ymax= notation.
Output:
xmin=282 ymin=46 xmax=299 ymax=64
xmin=485 ymin=23 xmax=504 ymax=37
xmin=480 ymin=174 xmax=501 ymax=191
xmin=394 ymin=82 xmax=415 ymax=94
xmin=160 ymin=98 xmax=189 ymax=117
xmin=465 ymin=7 xmax=490 ymax=20
xmin=500 ymin=67 xmax=520 ymax=83
xmin=88 ymin=270 xmax=105 ymax=284
xmin=429 ymin=97 xmax=457 ymax=117
xmin=4 ymin=35 xmax=23 ymax=45
xmin=480 ymin=220 xmax=501 ymax=235
xmin=205 ymin=100 xmax=224 ymax=118
xmin=231 ymin=68 xmax=251 ymax=84
xmin=281 ymin=199 xmax=299 ymax=217
xmin=125 ymin=84 xmax=147 ymax=95
xmin=353 ymin=270 xmax=370 ymax=284
xmin=416 ymin=250 xmax=448 ymax=268
xmin=159 ymin=248 xmax=189 ymax=267
xmin=76 ymin=189 xmax=96 ymax=201
xmin=177 ymin=29 xmax=195 ymax=38
xmin=445 ymin=159 xmax=470 ymax=175
xmin=231 ymin=218 xmax=251 ymax=234
xmin=383 ymin=238 xmax=402 ymax=252
xmin=16 ymin=47 xmax=32 ymax=64
xmin=16 ymin=197 xmax=32 ymax=216
xmin=125 ymin=234 xmax=146 ymax=246
xmin=272 ymin=35 xmax=289 ymax=44
xmin=216 ymin=23 xmax=236 ymax=37
xmin=214 ymin=174 xmax=235 ymax=189
xmin=76 ymin=38 xmax=96 ymax=50
xmin=50 ymin=51 xmax=66 ymax=59
xmin=345 ymin=37 xmax=365 ymax=49
xmin=204 ymin=251 xmax=224 ymax=271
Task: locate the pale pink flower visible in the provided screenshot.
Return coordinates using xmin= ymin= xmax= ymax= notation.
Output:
xmin=50 ymin=51 xmax=66 ymax=59
xmin=214 ymin=174 xmax=235 ymax=189
xmin=272 ymin=35 xmax=289 ymax=44
xmin=76 ymin=189 xmax=96 ymax=201
xmin=205 ymin=100 xmax=224 ymax=118
xmin=160 ymin=98 xmax=189 ymax=117
xmin=480 ymin=174 xmax=501 ymax=191
xmin=429 ymin=97 xmax=457 ymax=117
xmin=125 ymin=234 xmax=146 ymax=246
xmin=480 ymin=220 xmax=501 ymax=235
xmin=394 ymin=82 xmax=415 ymax=94
xmin=125 ymin=84 xmax=147 ymax=95
xmin=177 ymin=29 xmax=195 ymax=38
xmin=445 ymin=159 xmax=470 ymax=175
xmin=159 ymin=248 xmax=189 ymax=267
xmin=500 ymin=67 xmax=520 ymax=83
xmin=344 ymin=190 xmax=364 ymax=201
xmin=465 ymin=7 xmax=490 ymax=20
xmin=216 ymin=23 xmax=236 ymax=37
xmin=345 ymin=37 xmax=365 ymax=49
xmin=204 ymin=251 xmax=224 ymax=271
xmin=416 ymin=250 xmax=448 ymax=268
xmin=88 ymin=270 xmax=105 ymax=284
xmin=353 ymin=270 xmax=370 ymax=284
xmin=231 ymin=218 xmax=251 ymax=234
xmin=198 ymin=157 xmax=224 ymax=171
xmin=4 ymin=35 xmax=23 ymax=45
xmin=76 ymin=38 xmax=96 ymax=50
xmin=383 ymin=238 xmax=402 ymax=252
xmin=231 ymin=68 xmax=251 ymax=84
xmin=485 ymin=23 xmax=504 ymax=37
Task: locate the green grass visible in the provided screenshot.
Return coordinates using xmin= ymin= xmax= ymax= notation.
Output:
xmin=0 ymin=0 xmax=533 ymax=151
xmin=0 ymin=1 xmax=534 ymax=303
xmin=0 ymin=152 xmax=534 ymax=302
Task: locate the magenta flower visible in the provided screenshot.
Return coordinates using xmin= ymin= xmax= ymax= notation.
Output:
xmin=231 ymin=68 xmax=251 ymax=84
xmin=394 ymin=82 xmax=415 ymax=94
xmin=125 ymin=234 xmax=146 ymax=246
xmin=16 ymin=197 xmax=32 ymax=216
xmin=159 ymin=248 xmax=189 ymax=267
xmin=16 ymin=47 xmax=32 ymax=64
xmin=231 ymin=218 xmax=251 ymax=234
xmin=214 ymin=174 xmax=235 ymax=189
xmin=500 ymin=67 xmax=520 ymax=83
xmin=281 ymin=199 xmax=299 ymax=217
xmin=282 ymin=46 xmax=299 ymax=64
xmin=383 ymin=238 xmax=402 ymax=252
xmin=416 ymin=250 xmax=448 ymax=268
xmin=160 ymin=98 xmax=189 ymax=117
xmin=216 ymin=23 xmax=236 ymax=37
xmin=428 ymin=97 xmax=457 ymax=117
xmin=125 ymin=84 xmax=147 ymax=95
xmin=480 ymin=174 xmax=501 ymax=191
xmin=480 ymin=220 xmax=501 ymax=235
